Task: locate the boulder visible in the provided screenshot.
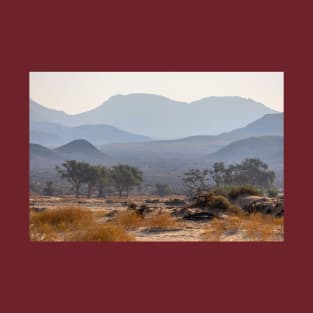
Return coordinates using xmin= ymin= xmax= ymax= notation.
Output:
xmin=238 ymin=196 xmax=284 ymax=216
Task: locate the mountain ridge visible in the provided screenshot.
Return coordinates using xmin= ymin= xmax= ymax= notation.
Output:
xmin=30 ymin=95 xmax=277 ymax=139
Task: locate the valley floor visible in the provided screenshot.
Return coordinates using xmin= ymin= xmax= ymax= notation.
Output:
xmin=29 ymin=195 xmax=284 ymax=242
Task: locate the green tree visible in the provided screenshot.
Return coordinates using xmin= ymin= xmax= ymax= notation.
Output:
xmin=95 ymin=165 xmax=111 ymax=198
xmin=43 ymin=181 xmax=55 ymax=196
xmin=182 ymin=169 xmax=210 ymax=197
xmin=56 ymin=160 xmax=90 ymax=198
xmin=153 ymin=183 xmax=171 ymax=197
xmin=210 ymin=158 xmax=276 ymax=188
xmin=111 ymin=165 xmax=143 ymax=198
xmin=209 ymin=162 xmax=227 ymax=186
xmin=84 ymin=165 xmax=99 ymax=198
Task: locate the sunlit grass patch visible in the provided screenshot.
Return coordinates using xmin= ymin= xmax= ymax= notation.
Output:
xmin=30 ymin=207 xmax=94 ymax=241
xmin=73 ymin=224 xmax=135 ymax=242
xmin=202 ymin=212 xmax=284 ymax=242
xmin=144 ymin=213 xmax=177 ymax=231
xmin=112 ymin=211 xmax=144 ymax=230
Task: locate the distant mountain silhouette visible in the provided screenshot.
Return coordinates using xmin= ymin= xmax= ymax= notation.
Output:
xmin=218 ymin=113 xmax=283 ymax=140
xmin=30 ymin=95 xmax=277 ymax=139
xmin=30 ymin=121 xmax=151 ymax=147
xmin=30 ymin=140 xmax=112 ymax=170
xmin=100 ymin=113 xmax=284 ymax=158
xmin=30 ymin=99 xmax=69 ymax=124
xmin=208 ymin=136 xmax=283 ymax=166
xmin=55 ymin=139 xmax=101 ymax=154
xmin=30 ymin=143 xmax=59 ymax=159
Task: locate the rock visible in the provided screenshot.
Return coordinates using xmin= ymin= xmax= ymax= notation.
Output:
xmin=232 ymin=195 xmax=268 ymax=208
xmin=242 ymin=197 xmax=284 ymax=216
xmin=164 ymin=198 xmax=186 ymax=206
xmin=183 ymin=211 xmax=215 ymax=221
xmin=135 ymin=204 xmax=151 ymax=217
xmin=145 ymin=199 xmax=160 ymax=204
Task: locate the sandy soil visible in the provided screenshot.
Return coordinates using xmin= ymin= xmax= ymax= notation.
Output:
xmin=29 ymin=195 xmax=284 ymax=242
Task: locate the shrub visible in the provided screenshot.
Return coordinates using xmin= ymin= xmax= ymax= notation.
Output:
xmin=75 ymin=224 xmax=135 ymax=241
xmin=267 ymin=188 xmax=278 ymax=198
xmin=211 ymin=187 xmax=228 ymax=198
xmin=127 ymin=202 xmax=137 ymax=210
xmin=228 ymin=185 xmax=262 ymax=199
xmin=228 ymin=204 xmax=245 ymax=215
xmin=144 ymin=213 xmax=177 ymax=230
xmin=210 ymin=195 xmax=232 ymax=210
xmin=113 ymin=211 xmax=143 ymax=230
xmin=30 ymin=207 xmax=92 ymax=231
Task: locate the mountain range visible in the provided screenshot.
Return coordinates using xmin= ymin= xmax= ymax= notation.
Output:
xmin=30 ymin=95 xmax=277 ymax=139
xmin=30 ymin=139 xmax=112 ymax=170
xmin=30 ymin=121 xmax=150 ymax=147
xmin=30 ymin=112 xmax=284 ymax=188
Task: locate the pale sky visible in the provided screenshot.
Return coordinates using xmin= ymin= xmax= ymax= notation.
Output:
xmin=29 ymin=72 xmax=284 ymax=114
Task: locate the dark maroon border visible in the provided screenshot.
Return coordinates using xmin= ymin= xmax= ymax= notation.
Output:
xmin=2 ymin=1 xmax=311 ymax=312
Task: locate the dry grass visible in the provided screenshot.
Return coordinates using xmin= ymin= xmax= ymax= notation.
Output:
xmin=112 ymin=211 xmax=144 ymax=230
xmin=30 ymin=207 xmax=95 ymax=241
xmin=73 ymin=224 xmax=135 ymax=242
xmin=203 ymin=212 xmax=284 ymax=242
xmin=30 ymin=207 xmax=138 ymax=241
xmin=30 ymin=207 xmax=93 ymax=229
xmin=144 ymin=213 xmax=177 ymax=231
xmin=203 ymin=218 xmax=226 ymax=241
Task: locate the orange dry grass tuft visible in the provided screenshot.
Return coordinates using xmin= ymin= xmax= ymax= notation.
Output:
xmin=244 ymin=213 xmax=284 ymax=241
xmin=113 ymin=211 xmax=144 ymax=230
xmin=202 ymin=218 xmax=226 ymax=241
xmin=144 ymin=213 xmax=177 ymax=230
xmin=73 ymin=224 xmax=135 ymax=242
xmin=30 ymin=207 xmax=94 ymax=241
xmin=203 ymin=212 xmax=284 ymax=242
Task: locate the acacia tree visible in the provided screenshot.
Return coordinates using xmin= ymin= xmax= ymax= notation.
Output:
xmin=95 ymin=165 xmax=111 ymax=198
xmin=56 ymin=160 xmax=90 ymax=198
xmin=182 ymin=169 xmax=210 ymax=197
xmin=43 ymin=181 xmax=55 ymax=196
xmin=153 ymin=183 xmax=171 ymax=197
xmin=111 ymin=165 xmax=143 ymax=198
xmin=210 ymin=158 xmax=276 ymax=188
xmin=84 ymin=165 xmax=99 ymax=198
xmin=209 ymin=162 xmax=227 ymax=187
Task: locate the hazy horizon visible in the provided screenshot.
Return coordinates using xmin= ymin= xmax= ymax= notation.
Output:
xmin=30 ymin=72 xmax=284 ymax=114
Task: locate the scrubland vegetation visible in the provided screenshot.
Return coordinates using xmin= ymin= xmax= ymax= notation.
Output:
xmin=30 ymin=158 xmax=284 ymax=242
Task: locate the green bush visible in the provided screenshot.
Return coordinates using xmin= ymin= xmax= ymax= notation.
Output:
xmin=210 ymin=195 xmax=232 ymax=210
xmin=267 ymin=189 xmax=278 ymax=198
xmin=227 ymin=185 xmax=262 ymax=199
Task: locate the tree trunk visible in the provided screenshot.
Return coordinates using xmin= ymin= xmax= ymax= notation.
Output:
xmin=98 ymin=183 xmax=103 ymax=198
xmin=75 ymin=183 xmax=80 ymax=198
xmin=87 ymin=184 xmax=91 ymax=198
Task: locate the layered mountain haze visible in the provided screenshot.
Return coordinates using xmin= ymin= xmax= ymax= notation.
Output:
xmin=100 ymin=113 xmax=284 ymax=159
xmin=30 ymin=95 xmax=277 ymax=139
xmin=30 ymin=140 xmax=112 ymax=170
xmin=30 ymin=121 xmax=150 ymax=147
xmin=208 ymin=136 xmax=284 ymax=166
xmin=29 ymin=94 xmax=283 ymax=189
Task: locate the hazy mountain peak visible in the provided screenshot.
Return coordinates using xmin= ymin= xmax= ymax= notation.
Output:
xmin=30 ymin=95 xmax=278 ymax=139
xmin=55 ymin=139 xmax=100 ymax=154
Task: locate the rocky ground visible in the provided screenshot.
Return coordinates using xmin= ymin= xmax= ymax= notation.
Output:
xmin=29 ymin=194 xmax=284 ymax=242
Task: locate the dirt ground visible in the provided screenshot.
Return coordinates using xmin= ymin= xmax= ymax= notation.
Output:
xmin=29 ymin=195 xmax=284 ymax=242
